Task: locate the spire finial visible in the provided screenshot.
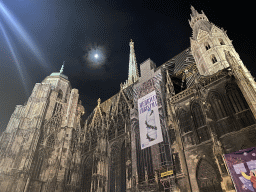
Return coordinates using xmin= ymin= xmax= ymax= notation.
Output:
xmin=97 ymin=98 xmax=101 ymax=106
xmin=128 ymin=40 xmax=138 ymax=85
xmin=60 ymin=61 xmax=65 ymax=74
xmin=190 ymin=5 xmax=198 ymax=17
xmin=130 ymin=39 xmax=134 ymax=48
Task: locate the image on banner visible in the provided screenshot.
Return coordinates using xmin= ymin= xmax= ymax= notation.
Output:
xmin=138 ymin=90 xmax=163 ymax=149
xmin=224 ymin=147 xmax=256 ymax=191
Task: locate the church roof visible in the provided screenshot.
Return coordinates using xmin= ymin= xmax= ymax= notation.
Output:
xmin=161 ymin=48 xmax=193 ymax=73
xmin=161 ymin=47 xmax=199 ymax=88
xmin=49 ymin=62 xmax=68 ymax=80
xmin=49 ymin=72 xmax=68 ymax=80
xmin=84 ymin=47 xmax=200 ymax=124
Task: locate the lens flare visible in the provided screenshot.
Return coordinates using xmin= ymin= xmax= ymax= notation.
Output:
xmin=0 ymin=22 xmax=29 ymax=96
xmin=0 ymin=2 xmax=48 ymax=69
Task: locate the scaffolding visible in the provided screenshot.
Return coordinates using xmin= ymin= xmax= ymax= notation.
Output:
xmin=157 ymin=142 xmax=176 ymax=192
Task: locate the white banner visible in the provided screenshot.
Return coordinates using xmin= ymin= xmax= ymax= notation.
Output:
xmin=138 ymin=90 xmax=163 ymax=149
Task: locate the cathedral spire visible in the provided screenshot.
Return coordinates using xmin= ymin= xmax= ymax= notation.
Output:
xmin=60 ymin=61 xmax=65 ymax=74
xmin=190 ymin=5 xmax=199 ymax=17
xmin=189 ymin=5 xmax=210 ymax=32
xmin=128 ymin=39 xmax=139 ymax=84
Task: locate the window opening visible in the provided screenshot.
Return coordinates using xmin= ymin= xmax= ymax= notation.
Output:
xmin=205 ymin=42 xmax=211 ymax=50
xmin=211 ymin=55 xmax=217 ymax=64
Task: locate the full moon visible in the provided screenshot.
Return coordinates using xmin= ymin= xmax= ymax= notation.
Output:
xmin=94 ymin=54 xmax=99 ymax=59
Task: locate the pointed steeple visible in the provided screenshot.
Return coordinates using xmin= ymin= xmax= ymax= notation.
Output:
xmin=190 ymin=5 xmax=199 ymax=17
xmin=128 ymin=39 xmax=139 ymax=84
xmin=49 ymin=61 xmax=68 ymax=80
xmin=60 ymin=61 xmax=65 ymax=74
xmin=189 ymin=6 xmax=212 ymax=40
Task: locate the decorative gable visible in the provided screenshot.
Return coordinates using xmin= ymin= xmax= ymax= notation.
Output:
xmin=197 ymin=29 xmax=209 ymax=41
xmin=211 ymin=25 xmax=223 ymax=36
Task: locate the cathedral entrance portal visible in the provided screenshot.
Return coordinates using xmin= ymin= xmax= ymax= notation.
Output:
xmin=109 ymin=140 xmax=126 ymax=192
xmin=196 ymin=159 xmax=222 ymax=192
xmin=82 ymin=155 xmax=93 ymax=192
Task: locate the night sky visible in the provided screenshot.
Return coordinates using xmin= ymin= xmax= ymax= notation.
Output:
xmin=0 ymin=0 xmax=255 ymax=133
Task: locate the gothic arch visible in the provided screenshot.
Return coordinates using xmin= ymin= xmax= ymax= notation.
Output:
xmin=190 ymin=101 xmax=209 ymax=143
xmin=207 ymin=90 xmax=235 ymax=137
xmin=226 ymin=83 xmax=255 ymax=129
xmin=190 ymin=101 xmax=205 ymax=129
xmin=177 ymin=108 xmax=195 ymax=146
xmin=57 ymin=89 xmax=63 ymax=100
xmin=177 ymin=108 xmax=192 ymax=134
xmin=108 ymin=139 xmax=126 ymax=192
xmin=207 ymin=91 xmax=228 ymax=121
xmin=81 ymin=154 xmax=93 ymax=192
xmin=225 ymin=83 xmax=249 ymax=113
xmin=196 ymin=158 xmax=222 ymax=192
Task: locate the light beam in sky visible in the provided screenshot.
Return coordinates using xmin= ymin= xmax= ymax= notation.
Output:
xmin=0 ymin=1 xmax=48 ymax=69
xmin=0 ymin=21 xmax=29 ymax=96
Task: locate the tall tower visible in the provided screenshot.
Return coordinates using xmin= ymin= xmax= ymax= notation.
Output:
xmin=123 ymin=40 xmax=139 ymax=88
xmin=189 ymin=5 xmax=256 ymax=118
xmin=189 ymin=6 xmax=255 ymax=81
xmin=0 ymin=63 xmax=84 ymax=192
xmin=128 ymin=39 xmax=139 ymax=84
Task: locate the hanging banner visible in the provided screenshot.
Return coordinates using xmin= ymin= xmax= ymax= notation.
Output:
xmin=224 ymin=147 xmax=256 ymax=192
xmin=138 ymin=90 xmax=163 ymax=149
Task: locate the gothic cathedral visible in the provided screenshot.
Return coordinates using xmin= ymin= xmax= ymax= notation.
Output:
xmin=0 ymin=6 xmax=256 ymax=192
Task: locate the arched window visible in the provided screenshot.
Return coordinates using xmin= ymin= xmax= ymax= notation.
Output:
xmin=82 ymin=156 xmax=93 ymax=192
xmin=209 ymin=92 xmax=233 ymax=137
xmin=196 ymin=159 xmax=222 ymax=191
xmin=219 ymin=38 xmax=225 ymax=45
xmin=226 ymin=84 xmax=247 ymax=113
xmin=205 ymin=42 xmax=211 ymax=50
xmin=179 ymin=109 xmax=192 ymax=133
xmin=211 ymin=54 xmax=217 ymax=64
xmin=109 ymin=141 xmax=127 ymax=192
xmin=57 ymin=89 xmax=63 ymax=100
xmin=191 ymin=102 xmax=209 ymax=143
xmin=226 ymin=84 xmax=255 ymax=128
xmin=178 ymin=109 xmax=196 ymax=146
xmin=191 ymin=103 xmax=205 ymax=128
xmin=209 ymin=92 xmax=227 ymax=120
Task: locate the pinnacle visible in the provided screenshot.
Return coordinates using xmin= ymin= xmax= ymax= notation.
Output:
xmin=60 ymin=61 xmax=65 ymax=74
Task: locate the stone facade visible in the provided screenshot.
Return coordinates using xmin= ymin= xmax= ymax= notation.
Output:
xmin=0 ymin=6 xmax=256 ymax=192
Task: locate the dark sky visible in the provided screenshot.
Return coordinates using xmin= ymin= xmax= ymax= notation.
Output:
xmin=0 ymin=0 xmax=255 ymax=133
